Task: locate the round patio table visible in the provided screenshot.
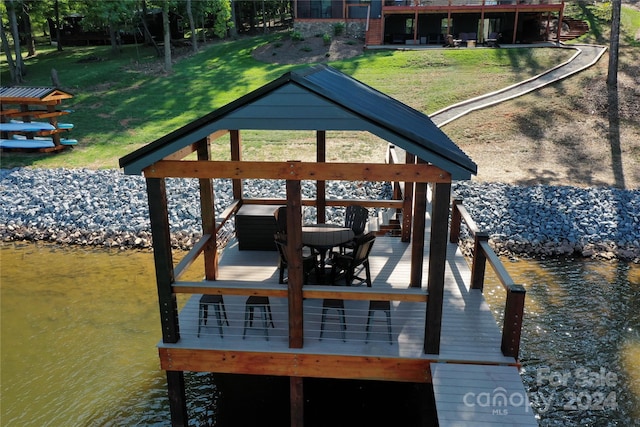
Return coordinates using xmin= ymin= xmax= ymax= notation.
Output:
xmin=302 ymin=224 xmax=355 ymax=283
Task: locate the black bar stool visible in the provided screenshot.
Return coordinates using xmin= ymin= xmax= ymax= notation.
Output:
xmin=242 ymin=296 xmax=275 ymax=340
xmin=365 ymin=300 xmax=392 ymax=344
xmin=320 ymin=299 xmax=347 ymax=342
xmin=198 ymin=294 xmax=229 ymax=338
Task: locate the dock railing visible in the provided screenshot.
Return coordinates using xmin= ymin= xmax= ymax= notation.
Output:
xmin=449 ymin=198 xmax=526 ymax=359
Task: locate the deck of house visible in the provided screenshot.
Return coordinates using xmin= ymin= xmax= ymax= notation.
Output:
xmin=167 ymin=235 xmax=513 ymax=365
xmin=161 ymin=229 xmax=536 ymax=425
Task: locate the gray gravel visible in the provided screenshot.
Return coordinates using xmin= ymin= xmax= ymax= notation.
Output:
xmin=1 ymin=168 xmax=638 ymax=261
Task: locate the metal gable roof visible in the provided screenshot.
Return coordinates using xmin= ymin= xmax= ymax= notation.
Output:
xmin=119 ymin=65 xmax=476 ymax=178
xmin=291 ymin=65 xmax=476 ymax=175
xmin=0 ymin=86 xmax=73 ymax=103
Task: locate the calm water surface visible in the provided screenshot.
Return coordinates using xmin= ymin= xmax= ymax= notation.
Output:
xmin=1 ymin=243 xmax=638 ymax=426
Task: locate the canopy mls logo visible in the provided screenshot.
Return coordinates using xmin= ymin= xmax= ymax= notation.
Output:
xmin=463 ymin=387 xmax=531 ymax=416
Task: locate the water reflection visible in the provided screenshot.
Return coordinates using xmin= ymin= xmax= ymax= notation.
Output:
xmin=482 ymin=257 xmax=640 ymax=425
xmin=1 ymin=243 xmax=638 ymax=426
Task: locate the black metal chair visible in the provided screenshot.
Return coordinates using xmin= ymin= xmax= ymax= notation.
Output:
xmin=330 ymin=232 xmax=376 ymax=287
xmin=197 ymin=294 xmax=229 ymax=338
xmin=365 ymin=300 xmax=392 ymax=344
xmin=274 ymin=232 xmax=317 ymax=284
xmin=242 ymin=296 xmax=275 ymax=340
xmin=319 ymin=298 xmax=347 ymax=341
xmin=339 ymin=205 xmax=369 ymax=254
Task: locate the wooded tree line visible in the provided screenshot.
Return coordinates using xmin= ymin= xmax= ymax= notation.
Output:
xmin=1 ymin=0 xmax=292 ymax=81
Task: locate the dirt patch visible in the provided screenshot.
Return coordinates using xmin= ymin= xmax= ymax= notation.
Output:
xmin=252 ymin=35 xmax=365 ymax=65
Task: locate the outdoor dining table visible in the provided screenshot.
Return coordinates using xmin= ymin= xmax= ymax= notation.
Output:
xmin=302 ymin=223 xmax=355 ymax=284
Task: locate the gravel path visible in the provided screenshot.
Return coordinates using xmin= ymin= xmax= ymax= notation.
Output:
xmin=1 ymin=168 xmax=638 ymax=262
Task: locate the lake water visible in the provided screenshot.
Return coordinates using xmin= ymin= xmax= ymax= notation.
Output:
xmin=1 ymin=243 xmax=638 ymax=426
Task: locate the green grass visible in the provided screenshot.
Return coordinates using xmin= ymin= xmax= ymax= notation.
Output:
xmin=1 ymin=34 xmax=572 ymax=169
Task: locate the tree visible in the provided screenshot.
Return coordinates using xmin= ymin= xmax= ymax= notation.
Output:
xmin=0 ymin=14 xmax=18 ymax=83
xmin=5 ymin=0 xmax=24 ymax=82
xmin=162 ymin=0 xmax=171 ymax=72
xmin=186 ymin=0 xmax=197 ymax=52
xmin=607 ymin=0 xmax=624 ymax=188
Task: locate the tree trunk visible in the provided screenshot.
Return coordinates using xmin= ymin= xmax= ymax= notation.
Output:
xmin=54 ymin=0 xmax=62 ymax=51
xmin=7 ymin=0 xmax=24 ymax=81
xmin=607 ymin=0 xmax=624 ymax=188
xmin=23 ymin=1 xmax=36 ymax=57
xmin=163 ymin=1 xmax=172 ymax=73
xmin=186 ymin=0 xmax=198 ymax=52
xmin=0 ymin=23 xmax=17 ymax=83
xmin=229 ymin=0 xmax=238 ymax=38
xmin=109 ymin=23 xmax=120 ymax=53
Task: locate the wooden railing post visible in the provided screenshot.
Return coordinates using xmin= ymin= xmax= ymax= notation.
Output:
xmin=501 ymin=285 xmax=526 ymax=358
xmin=449 ymin=198 xmax=462 ymax=243
xmin=470 ymin=232 xmax=489 ymax=291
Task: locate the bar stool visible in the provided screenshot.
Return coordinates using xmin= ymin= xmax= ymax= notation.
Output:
xmin=242 ymin=296 xmax=275 ymax=340
xmin=198 ymin=294 xmax=229 ymax=338
xmin=365 ymin=300 xmax=392 ymax=344
xmin=320 ymin=299 xmax=347 ymax=342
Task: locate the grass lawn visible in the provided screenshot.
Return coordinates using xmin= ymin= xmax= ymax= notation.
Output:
xmin=1 ymin=35 xmax=571 ymax=170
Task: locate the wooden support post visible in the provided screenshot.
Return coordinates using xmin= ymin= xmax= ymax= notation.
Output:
xmin=147 ymin=178 xmax=188 ymax=426
xmin=501 ymin=285 xmax=526 ymax=359
xmin=424 ymin=181 xmax=451 ymax=354
xmin=290 ymin=376 xmax=304 ymax=427
xmin=402 ymin=152 xmax=415 ymax=242
xmin=286 ymin=178 xmax=304 ymax=348
xmin=316 ymin=130 xmax=326 ymax=224
xmin=198 ymin=139 xmax=218 ymax=280
xmin=449 ymin=198 xmax=462 ymax=244
xmin=557 ymin=4 xmax=565 ymax=44
xmin=146 ymin=177 xmax=179 ymax=343
xmin=167 ymin=370 xmax=188 ymax=427
xmin=410 ymin=180 xmax=426 ymax=288
xmin=230 ymin=130 xmax=243 ymax=200
xmin=470 ymin=232 xmax=489 ymax=291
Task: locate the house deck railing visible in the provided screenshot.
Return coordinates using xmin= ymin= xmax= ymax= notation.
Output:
xmin=449 ymin=198 xmax=526 ymax=358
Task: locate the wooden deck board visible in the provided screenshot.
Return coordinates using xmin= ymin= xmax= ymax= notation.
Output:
xmin=165 ymin=235 xmax=514 ymax=365
xmin=432 ymin=363 xmax=538 ymax=426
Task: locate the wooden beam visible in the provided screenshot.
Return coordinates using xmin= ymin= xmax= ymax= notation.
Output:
xmin=290 ymin=377 xmax=304 ymax=427
xmin=286 ymin=178 xmax=304 ymax=348
xmin=198 ymin=140 xmax=218 ymax=280
xmin=173 ymin=234 xmax=211 ymax=281
xmin=172 ymin=281 xmax=427 ymax=302
xmin=243 ymin=198 xmax=404 ymax=209
xmin=163 ymin=143 xmax=198 ymax=161
xmin=166 ymin=371 xmax=188 ymax=427
xmin=146 ymin=177 xmax=180 ymax=343
xmin=316 ymin=130 xmax=326 ymax=224
xmin=159 ymin=348 xmax=433 ymax=383
xmin=143 ymin=160 xmax=452 ymax=183
xmin=424 ymin=181 xmax=451 ymax=355
xmin=410 ymin=180 xmax=427 ymax=288
xmin=402 ymin=152 xmax=415 ymax=242
xmin=230 ymin=130 xmax=243 ymax=200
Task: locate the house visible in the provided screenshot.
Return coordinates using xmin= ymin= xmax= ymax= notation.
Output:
xmin=292 ymin=0 xmax=566 ymax=46
xmin=119 ymin=64 xmax=532 ymax=426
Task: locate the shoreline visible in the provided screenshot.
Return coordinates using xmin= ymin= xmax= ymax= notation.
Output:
xmin=1 ymin=168 xmax=638 ymax=263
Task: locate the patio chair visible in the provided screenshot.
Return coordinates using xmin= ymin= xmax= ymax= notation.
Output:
xmin=330 ymin=232 xmax=376 ymax=287
xmin=275 ymin=206 xmax=287 ymax=234
xmin=338 ymin=204 xmax=369 ymax=254
xmin=274 ymin=232 xmax=317 ymax=284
